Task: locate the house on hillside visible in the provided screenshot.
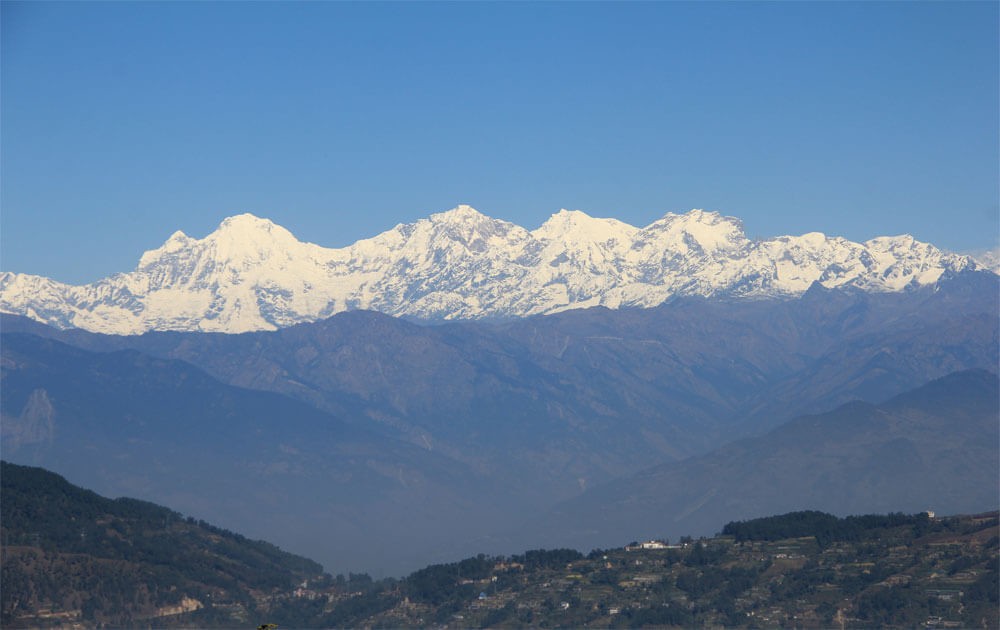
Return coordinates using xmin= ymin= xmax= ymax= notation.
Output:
xmin=626 ymin=540 xmax=671 ymax=551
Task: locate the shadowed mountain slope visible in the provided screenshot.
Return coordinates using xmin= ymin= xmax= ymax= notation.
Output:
xmin=521 ymin=369 xmax=1000 ymax=552
xmin=3 ymin=273 xmax=996 ymax=499
xmin=0 ymin=334 xmax=519 ymax=575
xmin=1 ymin=274 xmax=996 ymax=573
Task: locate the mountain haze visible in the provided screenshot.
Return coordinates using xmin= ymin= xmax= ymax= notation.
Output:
xmin=0 ymin=207 xmax=985 ymax=333
xmin=1 ymin=269 xmax=996 ymax=572
xmin=0 ymin=334 xmax=520 ymax=575
xmin=523 ymin=369 xmax=1000 ymax=552
xmin=2 ymin=271 xmax=995 ymax=501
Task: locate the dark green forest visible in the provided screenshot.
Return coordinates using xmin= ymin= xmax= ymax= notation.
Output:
xmin=1 ymin=462 xmax=322 ymax=627
xmin=721 ymin=510 xmax=932 ymax=546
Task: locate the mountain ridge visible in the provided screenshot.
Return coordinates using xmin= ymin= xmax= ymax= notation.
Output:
xmin=519 ymin=368 xmax=1000 ymax=553
xmin=2 ymin=275 xmax=995 ymax=574
xmin=2 ymin=272 xmax=995 ymax=508
xmin=0 ymin=206 xmax=986 ymax=334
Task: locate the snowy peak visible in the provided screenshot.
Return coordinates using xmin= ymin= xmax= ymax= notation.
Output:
xmin=138 ymin=213 xmax=319 ymax=278
xmin=0 ymin=206 xmax=988 ymax=334
xmin=138 ymin=230 xmax=192 ymax=267
xmin=863 ymin=234 xmax=975 ymax=289
xmin=970 ymin=247 xmax=1000 ymax=274
xmin=408 ymin=205 xmax=528 ymax=254
xmin=865 ymin=234 xmax=926 ymax=254
xmin=533 ymin=209 xmax=638 ymax=245
xmin=218 ymin=212 xmax=279 ymax=231
xmin=426 ymin=205 xmax=509 ymax=236
xmin=792 ymin=231 xmax=828 ymax=245
xmin=637 ymin=209 xmax=749 ymax=256
xmin=429 ymin=204 xmax=487 ymax=222
xmin=206 ymin=213 xmax=303 ymax=257
xmin=427 ymin=204 xmax=512 ymax=234
xmin=166 ymin=230 xmax=192 ymax=246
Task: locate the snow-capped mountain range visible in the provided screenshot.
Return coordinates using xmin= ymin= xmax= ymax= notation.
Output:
xmin=0 ymin=206 xmax=988 ymax=334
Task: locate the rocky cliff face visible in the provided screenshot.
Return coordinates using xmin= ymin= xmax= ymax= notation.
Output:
xmin=0 ymin=206 xmax=983 ymax=334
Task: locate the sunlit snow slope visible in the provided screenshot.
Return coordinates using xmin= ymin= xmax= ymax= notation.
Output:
xmin=0 ymin=206 xmax=985 ymax=334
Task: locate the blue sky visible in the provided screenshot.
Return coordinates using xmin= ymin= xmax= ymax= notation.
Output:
xmin=2 ymin=1 xmax=997 ymax=284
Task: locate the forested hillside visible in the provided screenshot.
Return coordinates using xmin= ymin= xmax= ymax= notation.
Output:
xmin=265 ymin=511 xmax=1000 ymax=628
xmin=0 ymin=462 xmax=324 ymax=628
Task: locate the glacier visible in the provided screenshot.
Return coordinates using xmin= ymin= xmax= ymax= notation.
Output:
xmin=0 ymin=205 xmax=985 ymax=334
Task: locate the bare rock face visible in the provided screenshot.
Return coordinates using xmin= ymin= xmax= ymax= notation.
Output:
xmin=1 ymin=388 xmax=55 ymax=450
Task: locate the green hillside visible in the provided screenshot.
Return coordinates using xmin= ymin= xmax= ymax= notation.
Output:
xmin=0 ymin=461 xmax=324 ymax=628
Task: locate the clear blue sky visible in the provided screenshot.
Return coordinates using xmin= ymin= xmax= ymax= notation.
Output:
xmin=2 ymin=1 xmax=997 ymax=284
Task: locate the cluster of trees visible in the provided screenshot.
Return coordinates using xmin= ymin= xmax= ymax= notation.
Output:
xmin=722 ymin=510 xmax=930 ymax=546
xmin=509 ymin=549 xmax=583 ymax=571
xmin=1 ymin=547 xmax=194 ymax=626
xmin=405 ymin=554 xmax=496 ymax=606
xmin=2 ymin=463 xmax=321 ymax=574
